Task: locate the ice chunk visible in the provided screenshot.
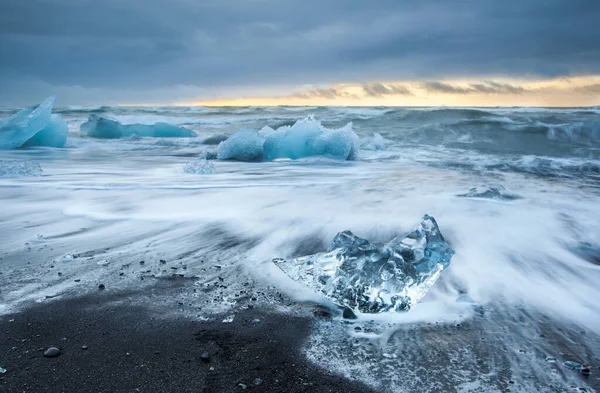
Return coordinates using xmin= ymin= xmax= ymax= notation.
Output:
xmin=263 ymin=116 xmax=359 ymax=161
xmin=217 ymin=128 xmax=265 ymax=161
xmin=184 ymin=159 xmax=216 ymax=174
xmin=0 ymin=97 xmax=68 ymax=149
xmin=81 ymin=114 xmax=195 ymax=138
xmin=457 ymin=186 xmax=521 ymax=200
xmin=273 ymin=215 xmax=454 ymax=313
xmin=361 ymin=133 xmax=388 ymax=151
xmin=216 ymin=116 xmax=359 ymax=162
xmin=23 ymin=114 xmax=68 ymax=148
xmin=0 ymin=160 xmax=43 ymax=177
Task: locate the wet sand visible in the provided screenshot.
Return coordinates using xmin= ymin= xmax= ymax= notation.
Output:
xmin=0 ymin=284 xmax=376 ymax=393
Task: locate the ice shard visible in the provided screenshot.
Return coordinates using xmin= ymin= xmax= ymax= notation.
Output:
xmin=0 ymin=97 xmax=68 ymax=149
xmin=273 ymin=215 xmax=454 ymax=313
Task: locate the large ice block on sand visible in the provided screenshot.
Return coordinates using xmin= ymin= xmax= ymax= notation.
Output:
xmin=81 ymin=114 xmax=195 ymax=138
xmin=217 ymin=116 xmax=359 ymax=162
xmin=0 ymin=97 xmax=68 ymax=149
xmin=273 ymin=215 xmax=454 ymax=313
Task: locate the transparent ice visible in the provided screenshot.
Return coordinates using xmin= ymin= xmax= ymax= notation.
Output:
xmin=273 ymin=215 xmax=454 ymax=313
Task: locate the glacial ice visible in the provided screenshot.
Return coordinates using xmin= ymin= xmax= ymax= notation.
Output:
xmin=0 ymin=97 xmax=68 ymax=149
xmin=0 ymin=160 xmax=43 ymax=177
xmin=262 ymin=117 xmax=359 ymax=161
xmin=81 ymin=114 xmax=195 ymax=139
xmin=273 ymin=215 xmax=454 ymax=313
xmin=217 ymin=116 xmax=359 ymax=162
xmin=184 ymin=159 xmax=216 ymax=174
xmin=217 ymin=128 xmax=265 ymax=161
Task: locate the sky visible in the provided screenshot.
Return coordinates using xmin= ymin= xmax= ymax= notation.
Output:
xmin=1 ymin=0 xmax=599 ymax=107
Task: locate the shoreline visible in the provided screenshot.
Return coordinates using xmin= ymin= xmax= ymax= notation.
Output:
xmin=0 ymin=286 xmax=376 ymax=393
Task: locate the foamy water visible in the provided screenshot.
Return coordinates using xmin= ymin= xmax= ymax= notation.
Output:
xmin=1 ymin=105 xmax=599 ymax=392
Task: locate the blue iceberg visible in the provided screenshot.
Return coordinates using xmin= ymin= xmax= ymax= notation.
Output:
xmin=273 ymin=215 xmax=454 ymax=313
xmin=217 ymin=128 xmax=265 ymax=161
xmin=0 ymin=97 xmax=68 ymax=149
xmin=81 ymin=114 xmax=195 ymax=139
xmin=217 ymin=116 xmax=359 ymax=162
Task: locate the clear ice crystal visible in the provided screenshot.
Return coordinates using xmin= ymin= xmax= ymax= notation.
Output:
xmin=273 ymin=215 xmax=454 ymax=313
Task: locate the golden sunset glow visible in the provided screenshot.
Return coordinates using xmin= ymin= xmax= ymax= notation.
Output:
xmin=189 ymin=76 xmax=600 ymax=107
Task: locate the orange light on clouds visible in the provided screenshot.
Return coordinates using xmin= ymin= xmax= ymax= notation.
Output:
xmin=187 ymin=76 xmax=600 ymax=107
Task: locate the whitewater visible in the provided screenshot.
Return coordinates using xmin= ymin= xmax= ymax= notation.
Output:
xmin=1 ymin=101 xmax=599 ymax=392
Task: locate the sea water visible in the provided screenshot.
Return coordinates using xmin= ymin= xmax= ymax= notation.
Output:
xmin=0 ymin=104 xmax=599 ymax=392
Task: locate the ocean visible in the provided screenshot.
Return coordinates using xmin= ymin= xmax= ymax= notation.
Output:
xmin=1 ymin=105 xmax=599 ymax=392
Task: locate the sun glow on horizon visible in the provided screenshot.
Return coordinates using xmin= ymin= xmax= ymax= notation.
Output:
xmin=182 ymin=76 xmax=600 ymax=107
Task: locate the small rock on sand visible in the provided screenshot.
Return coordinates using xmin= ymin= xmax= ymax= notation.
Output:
xmin=44 ymin=347 xmax=61 ymax=358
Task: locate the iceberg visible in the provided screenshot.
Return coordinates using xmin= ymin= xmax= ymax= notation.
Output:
xmin=217 ymin=116 xmax=359 ymax=162
xmin=183 ymin=159 xmax=216 ymax=174
xmin=273 ymin=215 xmax=454 ymax=313
xmin=217 ymin=128 xmax=265 ymax=161
xmin=262 ymin=116 xmax=359 ymax=161
xmin=0 ymin=97 xmax=68 ymax=149
xmin=81 ymin=114 xmax=195 ymax=139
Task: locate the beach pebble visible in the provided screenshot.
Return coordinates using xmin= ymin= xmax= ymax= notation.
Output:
xmin=81 ymin=345 xmax=88 ymax=350
xmin=200 ymin=352 xmax=211 ymax=362
xmin=44 ymin=347 xmax=61 ymax=358
xmin=343 ymin=308 xmax=357 ymax=320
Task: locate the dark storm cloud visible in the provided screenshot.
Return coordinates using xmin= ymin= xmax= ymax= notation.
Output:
xmin=422 ymin=81 xmax=528 ymax=94
xmin=361 ymin=83 xmax=411 ymax=97
xmin=0 ymin=0 xmax=599 ymax=104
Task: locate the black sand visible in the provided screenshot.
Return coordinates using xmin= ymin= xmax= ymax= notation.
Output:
xmin=0 ymin=287 xmax=376 ymax=393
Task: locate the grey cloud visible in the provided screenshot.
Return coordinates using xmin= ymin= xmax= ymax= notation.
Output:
xmin=578 ymin=84 xmax=600 ymax=94
xmin=293 ymin=87 xmax=359 ymax=100
xmin=421 ymin=82 xmax=472 ymax=94
xmin=422 ymin=81 xmax=529 ymax=94
xmin=361 ymin=83 xmax=411 ymax=97
xmin=0 ymin=0 xmax=599 ymax=105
